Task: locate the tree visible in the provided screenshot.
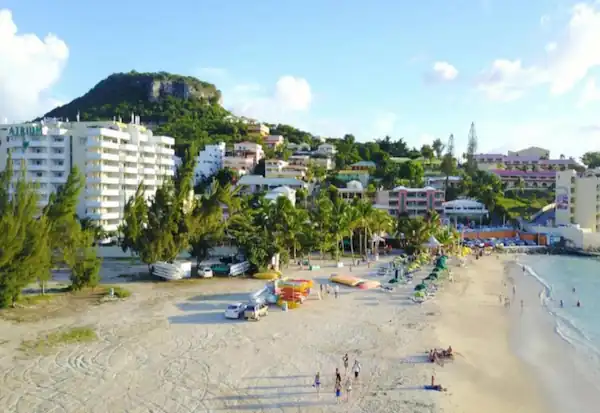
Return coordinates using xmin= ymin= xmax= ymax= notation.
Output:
xmin=398 ymin=160 xmax=424 ymax=187
xmin=465 ymin=122 xmax=479 ymax=172
xmin=432 ymin=139 xmax=445 ymax=159
xmin=0 ymin=158 xmax=52 ymax=306
xmin=65 ymin=229 xmax=101 ymax=291
xmin=420 ymin=144 xmax=435 ymax=166
xmin=581 ymin=151 xmax=600 ymax=169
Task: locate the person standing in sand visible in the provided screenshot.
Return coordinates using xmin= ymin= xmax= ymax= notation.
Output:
xmin=343 ymin=353 xmax=349 ymax=373
xmin=334 ymin=284 xmax=340 ymax=299
xmin=345 ymin=378 xmax=352 ymax=402
xmin=352 ymin=360 xmax=361 ymax=381
xmin=335 ymin=368 xmax=342 ymax=387
xmin=313 ymin=372 xmax=321 ymax=395
xmin=334 ymin=382 xmax=342 ymax=403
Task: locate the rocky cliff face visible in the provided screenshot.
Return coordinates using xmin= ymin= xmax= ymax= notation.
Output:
xmin=147 ymin=76 xmax=221 ymax=103
xmin=40 ymin=71 xmax=222 ymax=121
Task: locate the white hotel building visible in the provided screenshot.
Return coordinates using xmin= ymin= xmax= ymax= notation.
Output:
xmin=0 ymin=118 xmax=176 ymax=232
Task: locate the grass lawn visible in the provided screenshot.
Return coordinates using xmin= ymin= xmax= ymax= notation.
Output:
xmin=499 ymin=190 xmax=555 ymax=220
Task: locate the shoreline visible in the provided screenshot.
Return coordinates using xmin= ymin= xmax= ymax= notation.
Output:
xmin=510 ymin=256 xmax=600 ymax=413
xmin=431 ymin=255 xmax=548 ymax=413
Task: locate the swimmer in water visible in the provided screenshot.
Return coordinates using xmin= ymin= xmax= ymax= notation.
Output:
xmin=573 ymin=287 xmax=576 ymax=293
xmin=577 ymin=300 xmax=581 ymax=307
xmin=560 ymin=299 xmax=564 ymax=308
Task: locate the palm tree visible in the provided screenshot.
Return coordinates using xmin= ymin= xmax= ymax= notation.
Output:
xmin=368 ymin=209 xmax=394 ymax=254
xmin=355 ymin=199 xmax=375 ymax=258
xmin=344 ymin=203 xmax=361 ymax=265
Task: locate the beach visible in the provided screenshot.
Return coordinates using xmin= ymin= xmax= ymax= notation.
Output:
xmin=432 ymin=255 xmax=548 ymax=413
xmin=0 ymin=254 xmax=551 ymax=412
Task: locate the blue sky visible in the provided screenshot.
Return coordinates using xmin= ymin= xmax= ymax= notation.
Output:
xmin=1 ymin=0 xmax=600 ymax=158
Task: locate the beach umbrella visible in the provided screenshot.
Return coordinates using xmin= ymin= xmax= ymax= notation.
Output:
xmin=414 ymin=283 xmax=426 ymax=291
xmin=422 ymin=236 xmax=441 ymax=249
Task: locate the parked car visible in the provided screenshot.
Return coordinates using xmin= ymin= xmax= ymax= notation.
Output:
xmin=198 ymin=267 xmax=213 ymax=278
xmin=244 ymin=303 xmax=269 ymax=321
xmin=225 ymin=303 xmax=247 ymax=319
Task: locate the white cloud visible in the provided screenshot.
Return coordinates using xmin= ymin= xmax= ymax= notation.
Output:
xmin=540 ymin=15 xmax=551 ymax=26
xmin=0 ymin=9 xmax=69 ymax=122
xmin=426 ymin=61 xmax=459 ymax=83
xmin=477 ymin=59 xmax=548 ymax=101
xmin=273 ymin=76 xmax=312 ymax=111
xmin=477 ymin=3 xmax=600 ymax=100
xmin=578 ymin=78 xmax=600 ymax=106
xmin=222 ymin=75 xmax=313 ymax=124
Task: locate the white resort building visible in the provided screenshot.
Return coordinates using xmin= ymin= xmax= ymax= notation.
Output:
xmin=194 ymin=142 xmax=226 ymax=183
xmin=0 ymin=117 xmax=176 ymax=232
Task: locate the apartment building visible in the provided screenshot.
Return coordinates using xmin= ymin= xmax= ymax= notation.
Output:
xmin=374 ymin=186 xmax=444 ymax=217
xmin=555 ymin=169 xmax=600 ymax=231
xmin=264 ymin=159 xmax=307 ymax=179
xmin=265 ymin=186 xmax=296 ymax=206
xmin=223 ymin=142 xmax=264 ymax=175
xmin=194 ymin=142 xmax=226 ymax=183
xmin=0 ymin=118 xmax=176 ymax=232
xmin=474 ymin=150 xmax=580 ymax=172
xmin=491 ymin=170 xmax=556 ymax=190
xmin=288 ymin=142 xmax=311 ymax=152
xmin=264 ymin=135 xmax=284 ymax=148
xmin=247 ymin=123 xmax=270 ymax=139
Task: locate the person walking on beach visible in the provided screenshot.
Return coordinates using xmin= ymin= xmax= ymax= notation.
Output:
xmin=352 ymin=360 xmax=361 ymax=381
xmin=512 ymin=285 xmax=516 ymax=297
xmin=334 ymin=284 xmax=340 ymax=299
xmin=343 ymin=353 xmax=349 ymax=373
xmin=345 ymin=378 xmax=353 ymax=402
xmin=313 ymin=372 xmax=321 ymax=395
xmin=334 ymin=382 xmax=342 ymax=404
xmin=335 ymin=368 xmax=342 ymax=387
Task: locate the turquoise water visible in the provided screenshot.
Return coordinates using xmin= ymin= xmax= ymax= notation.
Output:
xmin=518 ymin=255 xmax=600 ymax=390
xmin=519 ymin=255 xmax=600 ymax=350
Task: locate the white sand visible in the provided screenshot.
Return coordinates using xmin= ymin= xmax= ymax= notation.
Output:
xmin=0 ymin=257 xmax=441 ymax=413
xmin=432 ymin=255 xmax=548 ymax=413
xmin=0 ymin=254 xmax=546 ymax=412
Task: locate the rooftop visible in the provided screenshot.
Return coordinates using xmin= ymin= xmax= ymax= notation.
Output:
xmin=237 ymin=175 xmax=307 ymax=187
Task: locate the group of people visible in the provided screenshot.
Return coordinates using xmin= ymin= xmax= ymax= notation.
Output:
xmin=319 ymin=283 xmax=340 ymax=299
xmin=313 ymin=353 xmax=361 ymax=403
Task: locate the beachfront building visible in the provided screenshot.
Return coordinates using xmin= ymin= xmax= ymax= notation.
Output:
xmin=264 ymin=186 xmax=296 ymax=206
xmin=442 ymin=199 xmax=488 ymax=225
xmin=374 ymin=186 xmax=444 ymax=217
xmin=491 ymin=170 xmax=556 ymax=190
xmin=223 ymin=142 xmax=264 ymax=175
xmin=555 ymin=169 xmax=600 ymax=230
xmin=194 ymin=142 xmax=226 ymax=183
xmin=0 ymin=118 xmax=176 ymax=232
xmin=247 ymin=123 xmax=269 ymax=139
xmin=264 ymin=135 xmax=284 ymax=148
xmin=264 ymin=159 xmax=307 ymax=179
xmin=235 ymin=175 xmax=308 ymax=195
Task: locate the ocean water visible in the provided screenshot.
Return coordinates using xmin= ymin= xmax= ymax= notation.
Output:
xmin=516 ymin=255 xmax=600 ymax=412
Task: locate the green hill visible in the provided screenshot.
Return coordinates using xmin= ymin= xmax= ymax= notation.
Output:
xmin=39 ymin=71 xmax=249 ymax=152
